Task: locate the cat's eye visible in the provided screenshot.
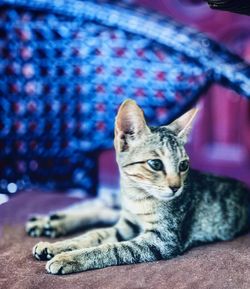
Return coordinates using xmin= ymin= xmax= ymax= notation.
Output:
xmin=147 ymin=159 xmax=164 ymax=171
xmin=179 ymin=160 xmax=189 ymax=172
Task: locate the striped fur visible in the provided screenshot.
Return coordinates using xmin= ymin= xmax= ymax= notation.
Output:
xmin=32 ymin=100 xmax=249 ymax=274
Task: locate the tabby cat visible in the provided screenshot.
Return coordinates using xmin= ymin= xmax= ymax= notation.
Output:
xmin=28 ymin=99 xmax=249 ymax=275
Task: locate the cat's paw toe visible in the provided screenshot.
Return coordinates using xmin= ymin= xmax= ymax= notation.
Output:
xmin=46 ymin=254 xmax=76 ymax=275
xmin=42 ymin=216 xmax=66 ymax=238
xmin=27 ymin=225 xmax=43 ymax=237
xmin=26 ymin=216 xmax=45 ymax=237
xmin=33 ymin=242 xmax=54 ymax=261
xmin=49 ymin=214 xmax=65 ymax=221
xmin=28 ymin=216 xmax=39 ymax=222
xmin=42 ymin=223 xmax=60 ymax=238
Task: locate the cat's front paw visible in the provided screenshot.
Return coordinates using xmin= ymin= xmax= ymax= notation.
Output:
xmin=33 ymin=238 xmax=78 ymax=261
xmin=46 ymin=252 xmax=82 ymax=275
xmin=33 ymin=242 xmax=55 ymax=261
xmin=26 ymin=214 xmax=66 ymax=238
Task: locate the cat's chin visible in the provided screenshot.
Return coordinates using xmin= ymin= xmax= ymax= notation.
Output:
xmin=155 ymin=195 xmax=177 ymax=201
xmin=152 ymin=190 xmax=182 ymax=201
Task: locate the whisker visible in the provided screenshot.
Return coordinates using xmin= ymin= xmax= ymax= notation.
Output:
xmin=124 ymin=181 xmax=166 ymax=191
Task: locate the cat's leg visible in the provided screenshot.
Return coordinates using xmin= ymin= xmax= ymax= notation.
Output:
xmin=45 ymin=231 xmax=180 ymax=274
xmin=33 ymin=217 xmax=138 ymax=260
xmin=26 ymin=198 xmax=120 ymax=238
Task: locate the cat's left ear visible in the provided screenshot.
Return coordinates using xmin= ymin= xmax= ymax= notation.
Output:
xmin=114 ymin=99 xmax=150 ymax=152
xmin=167 ymin=108 xmax=199 ymax=142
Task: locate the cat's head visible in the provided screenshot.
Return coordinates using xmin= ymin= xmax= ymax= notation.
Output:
xmin=114 ymin=99 xmax=198 ymax=201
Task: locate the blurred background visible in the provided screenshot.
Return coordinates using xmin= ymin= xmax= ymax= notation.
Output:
xmin=0 ymin=0 xmax=249 ymax=205
xmin=101 ymin=0 xmax=250 ymax=189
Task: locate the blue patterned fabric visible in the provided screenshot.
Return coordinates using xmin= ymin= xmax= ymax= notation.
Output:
xmin=0 ymin=0 xmax=249 ymax=195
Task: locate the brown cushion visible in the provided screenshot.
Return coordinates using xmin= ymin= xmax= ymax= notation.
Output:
xmin=1 ymin=191 xmax=250 ymax=289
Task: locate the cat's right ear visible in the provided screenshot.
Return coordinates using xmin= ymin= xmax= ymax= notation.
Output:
xmin=114 ymin=99 xmax=149 ymax=152
xmin=167 ymin=108 xmax=199 ymax=143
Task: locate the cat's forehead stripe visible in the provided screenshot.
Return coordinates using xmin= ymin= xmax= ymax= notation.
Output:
xmin=150 ymin=127 xmax=178 ymax=151
xmin=149 ymin=126 xmax=186 ymax=162
xmin=155 ymin=148 xmax=164 ymax=158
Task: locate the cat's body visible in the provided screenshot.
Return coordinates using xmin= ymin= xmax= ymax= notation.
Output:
xmin=28 ymin=100 xmax=249 ymax=274
xmin=164 ymin=169 xmax=249 ymax=250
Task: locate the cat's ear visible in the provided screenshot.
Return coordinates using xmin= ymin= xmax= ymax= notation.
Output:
xmin=114 ymin=99 xmax=149 ymax=152
xmin=167 ymin=108 xmax=199 ymax=142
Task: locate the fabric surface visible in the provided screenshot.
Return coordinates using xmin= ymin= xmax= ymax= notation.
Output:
xmin=1 ymin=191 xmax=250 ymax=289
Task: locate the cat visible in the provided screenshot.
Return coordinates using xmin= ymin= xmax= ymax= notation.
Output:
xmin=28 ymin=99 xmax=249 ymax=275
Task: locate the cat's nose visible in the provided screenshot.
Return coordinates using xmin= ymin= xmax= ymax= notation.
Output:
xmin=169 ymin=186 xmax=180 ymax=193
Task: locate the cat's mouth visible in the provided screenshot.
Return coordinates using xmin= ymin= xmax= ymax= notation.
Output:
xmin=153 ymin=189 xmax=182 ymax=201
